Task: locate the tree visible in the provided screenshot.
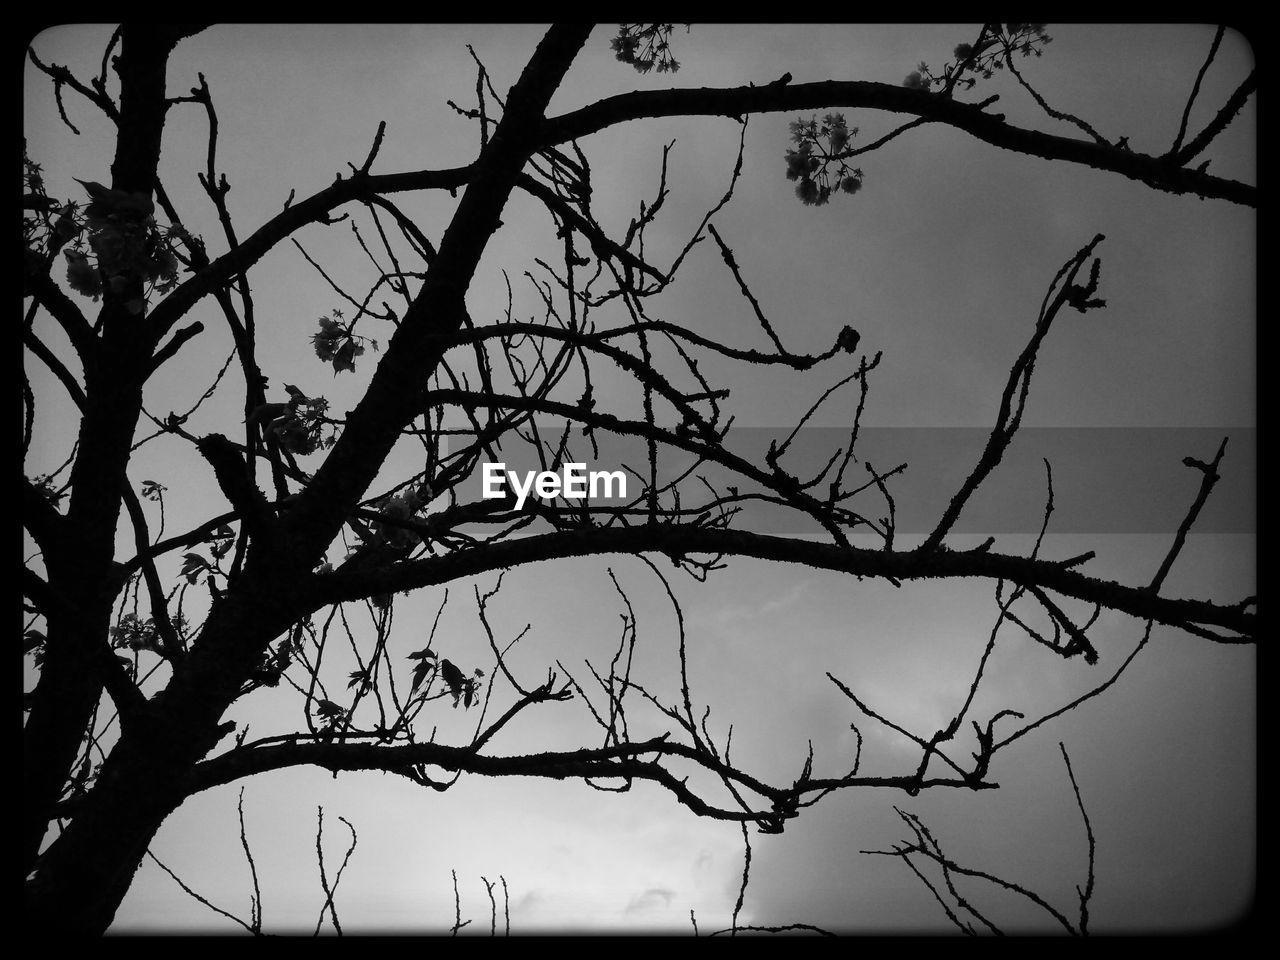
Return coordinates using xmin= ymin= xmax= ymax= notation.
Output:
xmin=23 ymin=24 xmax=1255 ymax=934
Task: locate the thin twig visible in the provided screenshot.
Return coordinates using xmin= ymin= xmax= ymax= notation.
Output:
xmin=1059 ymin=743 xmax=1095 ymax=935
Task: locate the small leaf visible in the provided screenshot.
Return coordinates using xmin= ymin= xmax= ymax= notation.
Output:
xmin=180 ymin=552 xmax=208 ymax=584
xmin=314 ymin=699 xmax=344 ymax=720
xmin=332 ymin=339 xmax=363 ymax=374
xmin=411 ymin=659 xmax=435 ymax=693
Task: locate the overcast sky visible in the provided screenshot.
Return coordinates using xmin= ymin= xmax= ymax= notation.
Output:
xmin=24 ymin=24 xmax=1254 ymax=934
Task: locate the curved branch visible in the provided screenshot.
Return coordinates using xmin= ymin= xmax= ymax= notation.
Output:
xmin=22 ymin=265 xmax=97 ymax=364
xmin=270 ymin=26 xmax=596 ymax=564
xmin=120 ymin=485 xmax=185 ymax=659
xmin=516 ymin=173 xmax=666 ymax=283
xmin=27 ymin=45 xmax=121 ymax=125
xmin=413 ymin=386 xmax=880 ymax=538
xmin=1170 ymin=68 xmax=1257 ymax=166
xmin=187 ymin=735 xmax=994 ymax=821
xmin=23 ymin=479 xmax=66 ymax=556
xmin=23 ymin=568 xmax=54 ymax=612
xmin=923 ymin=235 xmax=1105 ymax=551
xmin=1170 ymin=26 xmax=1226 ymax=155
xmin=145 ymin=164 xmax=474 ymax=340
xmin=195 ymin=434 xmax=274 ymax=537
xmin=540 ymin=80 xmax=1255 ymax=206
xmin=310 ymin=525 xmax=1254 ymax=641
xmin=146 ymin=321 xmax=204 ymax=377
xmin=449 ymin=318 xmax=842 ymax=370
xmin=119 ymin=509 xmax=240 ymax=576
xmin=24 ymin=330 xmax=87 ymax=408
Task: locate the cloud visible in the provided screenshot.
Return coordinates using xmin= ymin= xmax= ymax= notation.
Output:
xmin=624 ymin=887 xmax=676 ymax=914
xmin=704 ymin=581 xmax=812 ymax=631
xmin=510 ymin=890 xmax=543 ymax=916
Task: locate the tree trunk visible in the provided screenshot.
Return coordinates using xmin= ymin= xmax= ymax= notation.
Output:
xmin=23 ymin=25 xmax=594 ymax=934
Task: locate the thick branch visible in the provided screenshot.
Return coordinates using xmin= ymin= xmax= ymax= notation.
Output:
xmin=24 ymin=329 xmax=87 ymax=408
xmin=120 ymin=485 xmax=186 ymax=659
xmin=1170 ymin=26 xmax=1226 ymax=155
xmin=23 ymin=568 xmax=55 ymax=612
xmin=146 ymin=321 xmax=205 ymax=377
xmin=119 ymin=509 xmax=240 ymax=575
xmin=23 ymin=478 xmax=67 ymax=556
xmin=22 ymin=264 xmax=97 ymax=363
xmin=272 ymin=26 xmax=596 ymax=563
xmin=311 ymin=526 xmax=1254 ymax=640
xmin=540 ymin=81 xmax=1255 ymax=206
xmin=1171 ymin=69 xmax=1257 ymax=166
xmin=188 ymin=736 xmax=994 ymax=816
xmin=195 ymin=434 xmax=274 ymax=537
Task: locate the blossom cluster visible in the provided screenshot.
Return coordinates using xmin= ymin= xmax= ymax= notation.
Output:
xmin=273 ymin=386 xmax=335 ymax=456
xmin=611 ymin=23 xmax=682 ymax=74
xmin=59 ymin=180 xmax=183 ymax=315
xmin=903 ymin=23 xmax=1051 ymax=92
xmin=312 ymin=310 xmax=376 ymax=374
xmin=784 ymin=114 xmax=863 ymax=206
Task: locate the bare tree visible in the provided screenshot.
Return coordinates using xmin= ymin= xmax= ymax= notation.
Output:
xmin=22 ymin=24 xmax=1254 ymax=934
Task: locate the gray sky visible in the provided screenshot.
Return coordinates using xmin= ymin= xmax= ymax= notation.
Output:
xmin=24 ymin=24 xmax=1254 ymax=933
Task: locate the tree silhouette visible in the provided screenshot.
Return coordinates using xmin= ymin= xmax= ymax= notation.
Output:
xmin=23 ymin=24 xmax=1254 ymax=934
